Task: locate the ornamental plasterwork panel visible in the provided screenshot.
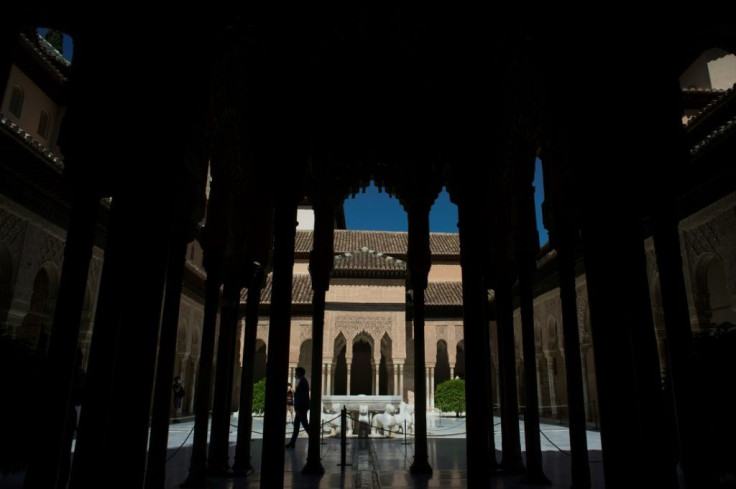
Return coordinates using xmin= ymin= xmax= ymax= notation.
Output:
xmin=39 ymin=232 xmax=64 ymax=269
xmin=436 ymin=324 xmax=447 ymax=340
xmin=257 ymin=323 xmax=269 ymax=342
xmin=455 ymin=325 xmax=463 ymax=344
xmin=681 ymin=219 xmax=719 ymax=271
xmin=333 ymin=315 xmax=400 ymax=356
xmin=299 ymin=323 xmax=311 ymax=343
xmin=0 ymin=210 xmax=28 ymax=265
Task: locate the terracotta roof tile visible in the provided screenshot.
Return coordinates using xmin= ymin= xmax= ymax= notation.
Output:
xmin=252 ymin=273 xmax=314 ymax=305
xmin=425 ymin=282 xmax=464 ymax=306
xmin=333 ymin=249 xmax=406 ymax=272
xmin=295 ymin=229 xmax=459 ymax=256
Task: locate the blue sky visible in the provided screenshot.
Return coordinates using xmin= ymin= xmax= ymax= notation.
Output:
xmin=344 ymin=158 xmax=549 ymax=246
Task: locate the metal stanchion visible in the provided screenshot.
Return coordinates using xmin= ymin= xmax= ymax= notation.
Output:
xmin=401 ymin=418 xmax=410 ymax=445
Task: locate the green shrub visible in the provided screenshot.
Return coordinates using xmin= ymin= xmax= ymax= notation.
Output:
xmin=434 ymin=378 xmax=465 ymax=417
xmin=252 ymin=378 xmax=266 ymax=415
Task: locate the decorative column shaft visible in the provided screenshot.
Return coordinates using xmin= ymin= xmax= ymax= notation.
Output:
xmin=558 ymin=240 xmax=591 ymax=488
xmin=207 ymin=279 xmax=242 ymax=474
xmin=182 ymin=254 xmax=223 ymax=487
xmin=145 ymin=236 xmax=188 ymax=489
xmin=456 ymin=203 xmax=494 ymax=486
xmin=495 ymin=279 xmax=524 ymax=472
xmin=518 ymin=261 xmax=549 ymax=484
xmin=260 ymin=202 xmax=298 ymax=489
xmin=233 ymin=266 xmax=265 ymax=474
xmin=70 ymin=194 xmax=170 ymax=488
xmin=407 ymin=204 xmax=432 ymax=475
xmin=24 ymin=190 xmax=99 ymax=489
xmin=303 ymin=197 xmax=336 ymax=474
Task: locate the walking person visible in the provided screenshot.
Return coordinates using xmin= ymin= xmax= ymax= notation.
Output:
xmin=285 ymin=367 xmax=310 ymax=448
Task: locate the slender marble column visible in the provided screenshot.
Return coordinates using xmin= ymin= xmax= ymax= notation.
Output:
xmin=232 ymin=266 xmax=265 ymax=474
xmin=145 ymin=236 xmax=188 ymax=489
xmin=24 ymin=190 xmax=99 ymax=489
xmin=260 ymin=203 xmax=298 ymax=489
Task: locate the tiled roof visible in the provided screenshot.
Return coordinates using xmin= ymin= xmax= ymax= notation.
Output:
xmin=333 ymin=249 xmax=406 ymax=272
xmin=250 ymin=275 xmax=463 ymax=307
xmin=425 ymin=282 xmax=464 ymax=306
xmin=0 ymin=114 xmax=64 ymax=170
xmin=295 ymin=229 xmax=459 ymax=256
xmin=253 ymin=273 xmax=314 ymax=305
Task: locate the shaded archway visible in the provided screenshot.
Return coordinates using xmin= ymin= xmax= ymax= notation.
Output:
xmin=297 ymin=339 xmax=313 ymax=381
xmin=351 ymin=336 xmax=373 ymax=395
xmin=435 ymin=339 xmax=451 ymax=386
xmin=455 ymin=340 xmax=465 ymax=379
xmin=695 ymin=254 xmax=736 ymax=328
xmin=17 ymin=263 xmax=60 ymax=351
xmin=254 ymin=339 xmax=267 ymax=382
xmin=379 ymin=333 xmax=393 ymax=395
xmin=333 ymin=333 xmax=347 ymax=395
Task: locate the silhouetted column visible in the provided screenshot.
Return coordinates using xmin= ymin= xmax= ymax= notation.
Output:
xmin=407 ymin=203 xmax=432 ymax=475
xmin=457 ymin=203 xmax=494 ymax=487
xmin=518 ymin=260 xmax=550 ymax=484
xmin=181 ymin=254 xmax=223 ymax=488
xmin=70 ymin=194 xmax=170 ymax=489
xmin=233 ymin=265 xmax=265 ymax=474
xmin=304 ymin=198 xmax=336 ymax=474
xmin=260 ymin=202 xmax=298 ymax=489
xmin=558 ymin=239 xmax=591 ymax=488
xmin=24 ymin=190 xmax=99 ymax=489
xmin=580 ymin=348 xmax=591 ymax=419
xmin=495 ymin=279 xmax=524 ymax=473
xmin=581 ymin=206 xmax=678 ymax=489
xmin=649 ymin=98 xmax=716 ymax=487
xmin=145 ymin=235 xmax=188 ymax=489
xmin=207 ymin=279 xmax=242 ymax=474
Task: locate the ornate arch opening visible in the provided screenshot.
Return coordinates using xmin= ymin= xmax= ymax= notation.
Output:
xmin=455 ymin=339 xmax=465 ymax=379
xmin=351 ymin=332 xmax=374 ymax=395
xmin=695 ymin=253 xmax=736 ymax=328
xmin=333 ymin=332 xmax=347 ymax=395
xmin=435 ymin=339 xmax=451 ymax=386
xmin=297 ymin=339 xmax=313 ymax=381
xmin=254 ymin=339 xmax=267 ymax=382
xmin=379 ymin=332 xmax=393 ymax=395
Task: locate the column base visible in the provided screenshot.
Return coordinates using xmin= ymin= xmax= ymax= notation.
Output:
xmin=205 ymin=463 xmax=232 ymax=477
xmin=498 ymin=457 xmax=526 ymax=475
xmin=521 ymin=471 xmax=552 ymax=485
xmin=410 ymin=457 xmax=433 ymax=475
xmin=180 ymin=471 xmax=208 ymax=488
xmin=302 ymin=459 xmax=326 ymax=474
xmin=231 ymin=459 xmax=253 ymax=476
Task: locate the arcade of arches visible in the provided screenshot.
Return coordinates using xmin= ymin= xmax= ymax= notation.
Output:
xmin=1 ymin=9 xmax=736 ymax=489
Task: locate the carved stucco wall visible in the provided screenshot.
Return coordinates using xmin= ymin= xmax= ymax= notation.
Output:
xmin=679 ymin=191 xmax=736 ymax=329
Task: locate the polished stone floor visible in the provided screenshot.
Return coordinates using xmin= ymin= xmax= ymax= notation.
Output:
xmin=0 ymin=414 xmax=605 ymax=488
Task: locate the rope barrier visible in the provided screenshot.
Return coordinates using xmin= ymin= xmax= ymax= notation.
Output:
xmin=166 ymin=423 xmax=195 ymax=463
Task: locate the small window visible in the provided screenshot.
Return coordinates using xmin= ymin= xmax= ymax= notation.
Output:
xmin=9 ymin=86 xmax=24 ymax=118
xmin=37 ymin=111 xmax=49 ymax=139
